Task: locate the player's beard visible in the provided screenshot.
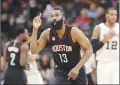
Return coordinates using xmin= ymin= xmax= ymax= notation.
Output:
xmin=51 ymin=18 xmax=63 ymax=30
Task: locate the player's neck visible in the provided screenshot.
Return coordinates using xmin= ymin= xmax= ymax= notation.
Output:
xmin=105 ymin=22 xmax=115 ymax=29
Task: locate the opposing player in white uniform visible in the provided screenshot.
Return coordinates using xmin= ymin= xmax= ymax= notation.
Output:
xmin=91 ymin=8 xmax=119 ymax=84
xmin=81 ymin=51 xmax=96 ymax=84
xmin=24 ymin=51 xmax=44 ymax=84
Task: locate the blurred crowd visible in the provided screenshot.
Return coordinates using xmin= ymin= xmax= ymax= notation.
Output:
xmin=1 ymin=0 xmax=119 ymax=84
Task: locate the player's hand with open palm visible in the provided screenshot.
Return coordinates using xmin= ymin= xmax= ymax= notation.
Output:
xmin=102 ymin=29 xmax=115 ymax=43
xmin=68 ymin=67 xmax=79 ymax=80
xmin=33 ymin=13 xmax=42 ymax=30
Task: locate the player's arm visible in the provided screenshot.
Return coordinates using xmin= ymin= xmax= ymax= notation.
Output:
xmin=30 ymin=28 xmax=49 ymax=54
xmin=20 ymin=43 xmax=29 ymax=67
xmin=1 ymin=42 xmax=9 ymax=72
xmin=28 ymin=51 xmax=39 ymax=62
xmin=30 ymin=14 xmax=49 ymax=54
xmin=90 ymin=25 xmax=104 ymax=53
xmin=24 ymin=37 xmax=39 ymax=62
xmin=73 ymin=27 xmax=93 ymax=70
xmin=91 ymin=25 xmax=115 ymax=53
xmin=1 ymin=57 xmax=8 ymax=72
xmin=68 ymin=27 xmax=93 ymax=80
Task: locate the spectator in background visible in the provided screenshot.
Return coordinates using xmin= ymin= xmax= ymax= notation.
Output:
xmin=50 ymin=58 xmax=55 ymax=73
xmin=8 ymin=0 xmax=21 ymax=12
xmin=8 ymin=13 xmax=16 ymax=39
xmin=75 ymin=8 xmax=89 ymax=27
xmin=63 ymin=1 xmax=74 ymax=19
xmin=75 ymin=8 xmax=94 ymax=39
xmin=94 ymin=7 xmax=105 ymax=25
xmin=1 ymin=0 xmax=10 ymax=14
xmin=1 ymin=1 xmax=10 ymax=35
xmin=65 ymin=17 xmax=73 ymax=25
xmin=82 ymin=0 xmax=99 ymax=7
xmin=14 ymin=14 xmax=28 ymax=29
xmin=111 ymin=0 xmax=119 ymax=7
xmin=42 ymin=0 xmax=63 ymax=32
xmin=9 ymin=13 xmax=15 ymax=29
xmin=42 ymin=1 xmax=63 ymax=32
xmin=99 ymin=0 xmax=112 ymax=10
xmin=88 ymin=2 xmax=98 ymax=19
xmin=40 ymin=54 xmax=50 ymax=70
xmin=20 ymin=0 xmax=28 ymax=17
xmin=73 ymin=0 xmax=85 ymax=18
xmin=48 ymin=58 xmax=55 ymax=84
xmin=40 ymin=54 xmax=53 ymax=84
xmin=43 ymin=0 xmax=63 ymax=24
xmin=42 ymin=0 xmax=57 ymax=31
xmin=29 ymin=0 xmax=38 ymax=20
xmin=43 ymin=0 xmax=57 ymax=22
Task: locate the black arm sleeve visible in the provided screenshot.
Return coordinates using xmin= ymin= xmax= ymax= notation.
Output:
xmin=91 ymin=39 xmax=104 ymax=53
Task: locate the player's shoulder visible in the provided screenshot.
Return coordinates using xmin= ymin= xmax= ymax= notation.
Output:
xmin=40 ymin=28 xmax=51 ymax=39
xmin=71 ymin=27 xmax=81 ymax=34
xmin=41 ymin=28 xmax=51 ymax=36
xmin=94 ymin=25 xmax=100 ymax=31
xmin=70 ymin=27 xmax=84 ymax=39
xmin=96 ymin=23 xmax=106 ymax=29
xmin=98 ymin=22 xmax=104 ymax=26
xmin=40 ymin=28 xmax=52 ymax=41
xmin=95 ymin=23 xmax=104 ymax=28
xmin=93 ymin=23 xmax=104 ymax=32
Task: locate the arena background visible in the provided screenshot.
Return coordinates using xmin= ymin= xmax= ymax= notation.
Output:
xmin=0 ymin=0 xmax=119 ymax=84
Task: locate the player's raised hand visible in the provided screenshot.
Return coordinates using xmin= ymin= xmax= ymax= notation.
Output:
xmin=108 ymin=29 xmax=115 ymax=38
xmin=33 ymin=13 xmax=42 ymax=30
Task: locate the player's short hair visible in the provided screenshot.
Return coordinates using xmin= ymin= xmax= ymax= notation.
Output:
xmin=106 ymin=7 xmax=117 ymax=14
xmin=53 ymin=7 xmax=65 ymax=16
xmin=15 ymin=27 xmax=25 ymax=37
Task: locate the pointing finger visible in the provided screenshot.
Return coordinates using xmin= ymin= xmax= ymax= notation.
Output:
xmin=39 ymin=13 xmax=41 ymax=18
xmin=67 ymin=71 xmax=71 ymax=76
xmin=68 ymin=76 xmax=71 ymax=80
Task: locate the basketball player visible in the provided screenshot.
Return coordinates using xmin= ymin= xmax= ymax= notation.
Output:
xmin=1 ymin=28 xmax=29 ymax=85
xmin=81 ymin=50 xmax=96 ymax=85
xmin=24 ymin=40 xmax=44 ymax=84
xmin=30 ymin=8 xmax=93 ymax=84
xmin=91 ymin=8 xmax=119 ymax=84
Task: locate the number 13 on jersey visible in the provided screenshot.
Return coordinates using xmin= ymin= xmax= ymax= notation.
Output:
xmin=59 ymin=54 xmax=68 ymax=63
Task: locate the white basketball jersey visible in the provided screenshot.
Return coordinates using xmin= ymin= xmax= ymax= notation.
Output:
xmin=81 ymin=51 xmax=96 ymax=74
xmin=24 ymin=51 xmax=40 ymax=76
xmin=96 ymin=23 xmax=119 ymax=62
